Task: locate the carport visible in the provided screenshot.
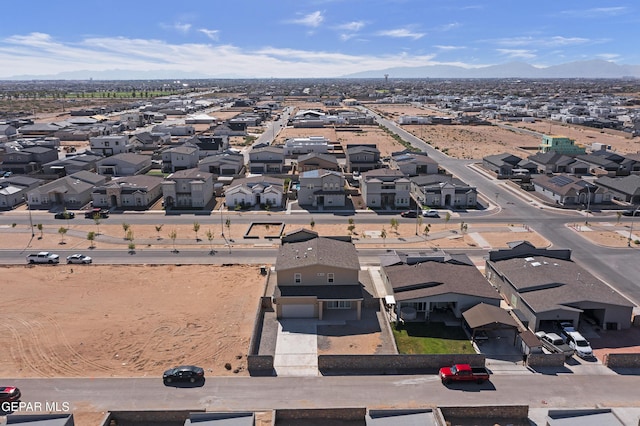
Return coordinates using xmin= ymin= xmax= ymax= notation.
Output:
xmin=462 ymin=303 xmax=519 ymax=344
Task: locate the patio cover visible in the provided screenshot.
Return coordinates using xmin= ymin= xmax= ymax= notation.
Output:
xmin=462 ymin=303 xmax=518 ymax=330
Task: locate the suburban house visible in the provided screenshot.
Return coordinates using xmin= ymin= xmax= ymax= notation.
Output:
xmin=89 ymin=135 xmax=133 ymax=157
xmin=485 ymin=242 xmax=633 ymax=331
xmin=0 ymin=124 xmax=18 ymax=141
xmin=224 ymin=176 xmax=284 ymax=209
xmin=390 ymin=151 xmax=439 ymax=176
xmin=0 ymin=176 xmax=43 ymax=209
xmin=296 ymin=152 xmax=340 ymax=172
xmin=283 ymin=136 xmax=331 ymax=157
xmin=482 ymin=153 xmax=538 ymax=177
xmin=198 ymin=151 xmax=245 ymax=177
xmin=410 ymin=175 xmax=478 ymax=208
xmin=27 ymin=171 xmax=107 ymax=209
xmin=1 ymin=146 xmax=58 ymax=174
xmin=91 ymin=175 xmax=163 ymax=210
xmin=575 ymin=153 xmax=624 ymax=176
xmin=95 ymin=153 xmax=152 ymax=176
xmin=595 ymin=175 xmax=640 ymax=204
xmin=527 ymin=151 xmax=585 ymax=174
xmin=129 ymin=131 xmax=171 ymax=151
xmin=297 ymin=169 xmax=346 ymax=208
xmin=43 ymin=153 xmax=103 ymax=176
xmin=186 ymin=134 xmax=230 ymax=157
xmin=162 ymin=168 xmax=214 ymax=209
xmin=360 ymin=168 xmax=411 ymax=209
xmin=273 ymin=229 xmax=363 ymax=320
xmin=17 ymin=123 xmax=63 ymax=137
xmin=531 ymin=174 xmax=606 ymax=206
xmin=345 ymin=145 xmax=381 ymax=173
xmin=152 ymin=124 xmax=195 ymax=137
xmin=161 ymin=143 xmax=200 ymax=173
xmin=379 ymin=249 xmax=501 ymax=322
xmin=248 ymin=145 xmax=285 ymax=174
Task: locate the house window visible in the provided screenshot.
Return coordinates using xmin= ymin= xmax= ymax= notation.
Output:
xmin=294 ymin=273 xmax=301 ymax=284
xmin=105 ymin=141 xmax=110 ymax=147
xmin=327 ymin=301 xmax=351 ymax=309
xmin=327 ymin=273 xmax=334 ymax=283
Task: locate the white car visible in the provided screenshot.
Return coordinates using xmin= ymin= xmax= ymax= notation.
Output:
xmin=66 ymin=254 xmax=92 ymax=264
xmin=565 ymin=330 xmax=593 ymax=359
xmin=422 ymin=209 xmax=440 ymax=218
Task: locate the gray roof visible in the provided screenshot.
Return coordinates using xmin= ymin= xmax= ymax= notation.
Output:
xmin=185 ymin=412 xmax=255 ymax=425
xmin=300 ymin=168 xmax=342 ymax=179
xmin=383 ymin=262 xmax=500 ymax=302
xmin=167 ymin=168 xmax=213 ymax=180
xmin=596 ymin=175 xmax=640 ymax=196
xmin=96 ymin=152 xmax=151 ymax=166
xmin=462 ymin=303 xmax=518 ymax=329
xmin=69 ymin=170 xmax=105 ymax=185
xmin=276 ymin=236 xmax=360 ymax=271
xmin=488 ymin=255 xmax=633 ymax=312
xmin=297 ymin=152 xmax=339 ymax=164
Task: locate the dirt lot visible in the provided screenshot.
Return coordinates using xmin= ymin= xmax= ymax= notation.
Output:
xmin=0 ymin=264 xmax=264 ymax=378
xmin=368 ymin=103 xmax=640 ymax=159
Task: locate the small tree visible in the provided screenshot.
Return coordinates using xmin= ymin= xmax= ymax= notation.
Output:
xmin=125 ymin=229 xmax=134 ymax=241
xmin=169 ymin=229 xmax=178 ymax=252
xmin=225 ymin=218 xmax=231 ymax=240
xmin=617 ymin=211 xmax=622 ymax=224
xmin=347 ymin=218 xmax=355 ymax=235
xmin=122 ymin=222 xmax=130 ymax=239
xmin=380 ymin=227 xmax=387 ymax=246
xmin=205 ymin=229 xmax=214 ymax=254
xmin=87 ymin=231 xmax=96 ymax=248
xmin=93 ymin=214 xmax=101 ymax=235
xmin=193 ymin=221 xmax=201 ymax=241
xmin=460 ymin=222 xmax=468 ymax=234
xmin=310 ymin=218 xmax=315 ymax=230
xmin=37 ymin=223 xmax=43 ymax=239
xmin=128 ymin=242 xmax=136 ymax=253
xmin=155 ymin=224 xmax=164 ymax=240
xmin=58 ymin=226 xmax=67 ymax=244
xmin=423 ymin=224 xmax=431 ymax=240
xmin=444 ymin=212 xmax=451 ymax=229
xmin=390 ymin=218 xmax=399 ymax=234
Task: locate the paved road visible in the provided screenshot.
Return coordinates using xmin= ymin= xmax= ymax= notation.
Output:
xmin=8 ymin=374 xmax=640 ymax=413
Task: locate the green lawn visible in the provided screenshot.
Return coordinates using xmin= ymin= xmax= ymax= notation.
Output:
xmin=392 ymin=322 xmax=476 ymax=354
xmin=146 ymin=170 xmax=170 ymax=178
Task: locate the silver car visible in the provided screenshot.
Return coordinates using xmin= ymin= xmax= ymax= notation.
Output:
xmin=66 ymin=254 xmax=92 ymax=264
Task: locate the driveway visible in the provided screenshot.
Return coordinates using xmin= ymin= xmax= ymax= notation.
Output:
xmin=273 ymin=320 xmax=319 ymax=376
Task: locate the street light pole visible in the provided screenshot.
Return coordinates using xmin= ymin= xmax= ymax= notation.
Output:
xmin=24 ymin=196 xmax=34 ymax=238
xmin=585 ymin=185 xmax=592 ymax=225
xmin=627 ymin=206 xmax=640 ymax=247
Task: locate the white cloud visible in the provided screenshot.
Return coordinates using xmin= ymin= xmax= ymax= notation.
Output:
xmin=437 ymin=22 xmax=461 ymax=32
xmin=199 ymin=29 xmax=220 ymax=41
xmin=496 ymin=49 xmax=537 ymax=59
xmin=597 ymin=53 xmax=620 ymax=61
xmin=434 ymin=45 xmax=466 ymax=51
xmin=495 ymin=36 xmax=589 ymax=47
xmin=377 ymin=28 xmax=425 ymax=40
xmin=289 ymin=11 xmax=324 ymax=28
xmin=160 ymin=22 xmax=192 ymax=34
xmin=560 ymin=7 xmax=627 ymax=18
xmin=336 ymin=21 xmax=365 ymax=32
xmin=0 ymin=32 xmax=469 ymax=78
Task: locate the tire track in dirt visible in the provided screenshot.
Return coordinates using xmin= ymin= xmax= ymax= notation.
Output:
xmin=2 ymin=321 xmax=50 ymax=377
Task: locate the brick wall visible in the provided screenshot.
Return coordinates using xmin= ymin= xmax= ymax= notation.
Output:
xmin=603 ymin=353 xmax=640 ymax=368
xmin=318 ymin=354 xmax=486 ymax=374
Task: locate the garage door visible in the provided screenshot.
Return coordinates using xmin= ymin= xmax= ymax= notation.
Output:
xmin=281 ymin=304 xmax=315 ymax=318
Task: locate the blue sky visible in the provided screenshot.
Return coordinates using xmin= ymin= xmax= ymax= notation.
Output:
xmin=1 ymin=0 xmax=638 ymax=78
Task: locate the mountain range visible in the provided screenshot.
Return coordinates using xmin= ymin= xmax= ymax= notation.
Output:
xmin=2 ymin=60 xmax=640 ymax=80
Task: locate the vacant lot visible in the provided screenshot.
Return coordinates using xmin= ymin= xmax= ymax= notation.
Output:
xmin=0 ymin=264 xmax=264 ymax=378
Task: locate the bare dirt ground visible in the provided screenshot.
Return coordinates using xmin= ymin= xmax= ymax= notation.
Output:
xmin=0 ymin=264 xmax=264 ymax=378
xmin=367 ymin=103 xmax=640 ymax=159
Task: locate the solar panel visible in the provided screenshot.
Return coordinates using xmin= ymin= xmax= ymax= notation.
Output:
xmin=549 ymin=175 xmax=573 ymax=186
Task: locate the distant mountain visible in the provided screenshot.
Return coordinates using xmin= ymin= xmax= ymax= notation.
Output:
xmin=341 ymin=60 xmax=640 ymax=79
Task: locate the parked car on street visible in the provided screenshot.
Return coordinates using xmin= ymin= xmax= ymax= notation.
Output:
xmin=162 ymin=365 xmax=205 ymax=384
xmin=66 ymin=254 xmax=92 ymax=264
xmin=85 ymin=208 xmax=109 ymax=219
xmin=439 ymin=364 xmax=490 ymax=385
xmin=622 ymin=209 xmax=640 ymax=216
xmin=400 ymin=210 xmax=418 ymax=218
xmin=0 ymin=386 xmax=21 ymax=403
xmin=54 ymin=211 xmax=75 ymax=219
xmin=26 ymin=252 xmax=60 ymax=264
xmin=422 ymin=209 xmax=440 ymax=218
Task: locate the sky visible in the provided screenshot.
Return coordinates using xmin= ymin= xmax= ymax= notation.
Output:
xmin=1 ymin=0 xmax=638 ymax=79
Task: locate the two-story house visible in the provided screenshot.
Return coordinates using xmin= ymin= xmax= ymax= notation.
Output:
xmin=345 ymin=145 xmax=380 ymax=173
xmin=274 ymin=229 xmax=363 ymax=320
xmin=360 ymin=168 xmax=411 ymax=209
xmin=248 ymin=145 xmax=285 ymax=174
xmin=1 ymin=146 xmax=58 ymax=174
xmin=89 ymin=135 xmax=132 ymax=157
xmin=162 ymin=168 xmax=214 ymax=209
xmin=161 ymin=143 xmax=200 ymax=173
xmin=298 ymin=169 xmax=345 ymax=208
